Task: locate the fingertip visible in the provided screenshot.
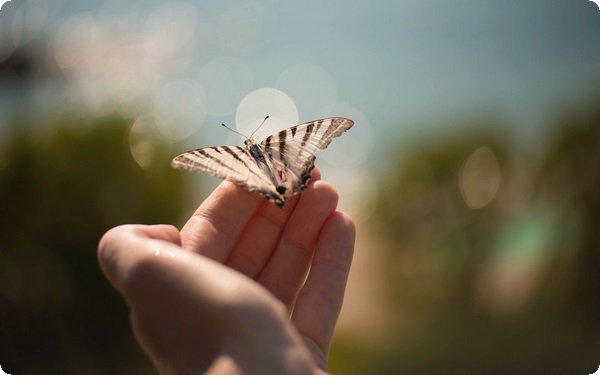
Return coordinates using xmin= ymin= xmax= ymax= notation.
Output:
xmin=309 ymin=180 xmax=339 ymax=211
xmin=318 ymin=211 xmax=355 ymax=267
xmin=97 ymin=224 xmax=183 ymax=291
xmin=98 ymin=225 xmax=181 ymax=261
xmin=97 ymin=224 xmax=135 ymax=265
xmin=97 ymin=225 xmax=132 ymax=288
xmin=310 ymin=167 xmax=322 ymax=182
xmin=327 ymin=211 xmax=356 ymax=241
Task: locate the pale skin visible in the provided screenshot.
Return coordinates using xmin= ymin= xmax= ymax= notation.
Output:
xmin=97 ymin=169 xmax=356 ymax=374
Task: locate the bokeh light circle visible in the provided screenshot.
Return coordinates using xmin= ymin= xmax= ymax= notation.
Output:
xmin=325 ymin=167 xmax=379 ymax=225
xmin=459 ymin=146 xmax=501 ymax=209
xmin=143 ymin=1 xmax=197 ymax=59
xmin=129 ymin=115 xmax=170 ymax=171
xmin=53 ymin=12 xmax=96 ymax=69
xmin=153 ymin=79 xmax=207 ymax=141
xmin=235 ymin=88 xmax=298 ymax=142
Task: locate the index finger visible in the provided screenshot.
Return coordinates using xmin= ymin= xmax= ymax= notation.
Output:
xmin=180 ymin=180 xmax=263 ymax=261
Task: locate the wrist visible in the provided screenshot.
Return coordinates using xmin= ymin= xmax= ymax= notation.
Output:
xmin=213 ymin=293 xmax=315 ymax=375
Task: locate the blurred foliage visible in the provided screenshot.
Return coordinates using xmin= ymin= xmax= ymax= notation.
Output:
xmin=0 ymin=115 xmax=190 ymax=374
xmin=330 ymin=104 xmax=600 ymax=374
xmin=2 ymin=105 xmax=599 ymax=375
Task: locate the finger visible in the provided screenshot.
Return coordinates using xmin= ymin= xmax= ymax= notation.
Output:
xmin=97 ymin=224 xmax=183 ymax=293
xmin=257 ymin=180 xmax=339 ymax=309
xmin=180 ymin=180 xmax=263 ymax=261
xmin=309 ymin=166 xmax=321 ymax=181
xmin=97 ymin=224 xmax=248 ymax=373
xmin=98 ymin=224 xmax=313 ymax=375
xmin=225 ymin=168 xmax=322 ymax=278
xmin=98 ymin=224 xmax=239 ymax=307
xmin=291 ymin=212 xmax=355 ymax=366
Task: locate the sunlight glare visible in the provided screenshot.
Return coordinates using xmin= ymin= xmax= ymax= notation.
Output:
xmin=459 ymin=146 xmax=501 ymax=209
xmin=153 ymin=79 xmax=207 ymax=141
xmin=235 ymin=88 xmax=298 ymax=141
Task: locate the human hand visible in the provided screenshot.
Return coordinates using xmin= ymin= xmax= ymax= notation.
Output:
xmin=97 ymin=171 xmax=355 ymax=374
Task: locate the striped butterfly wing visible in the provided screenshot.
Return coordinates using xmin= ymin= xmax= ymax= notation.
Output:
xmin=171 ymin=145 xmax=281 ymax=202
xmin=171 ymin=117 xmax=354 ymax=207
xmin=261 ymin=117 xmax=355 ymax=197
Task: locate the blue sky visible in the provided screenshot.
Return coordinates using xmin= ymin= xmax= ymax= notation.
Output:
xmin=266 ymin=0 xmax=600 ymax=135
xmin=0 ymin=0 xmax=600 ymax=142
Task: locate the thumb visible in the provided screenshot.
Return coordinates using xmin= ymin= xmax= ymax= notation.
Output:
xmin=97 ymin=224 xmax=182 ymax=292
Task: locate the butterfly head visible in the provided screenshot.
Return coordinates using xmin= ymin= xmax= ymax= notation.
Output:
xmin=243 ymin=139 xmax=256 ymax=146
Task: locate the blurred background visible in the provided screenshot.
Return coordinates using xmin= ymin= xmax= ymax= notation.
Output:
xmin=1 ymin=0 xmax=599 ymax=373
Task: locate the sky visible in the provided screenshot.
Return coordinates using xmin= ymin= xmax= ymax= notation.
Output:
xmin=1 ymin=0 xmax=599 ymax=137
xmin=0 ymin=0 xmax=599 ymax=219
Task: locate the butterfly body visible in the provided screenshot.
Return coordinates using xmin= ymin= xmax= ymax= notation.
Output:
xmin=171 ymin=117 xmax=354 ymax=207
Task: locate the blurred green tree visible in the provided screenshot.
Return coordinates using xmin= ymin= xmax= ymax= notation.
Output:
xmin=537 ymin=104 xmax=600 ymax=350
xmin=343 ymin=110 xmax=600 ymax=374
xmin=0 ymin=116 xmax=191 ymax=374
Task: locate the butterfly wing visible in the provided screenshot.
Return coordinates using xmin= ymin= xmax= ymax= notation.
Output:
xmin=260 ymin=117 xmax=354 ymax=197
xmin=171 ymin=117 xmax=354 ymax=207
xmin=171 ymin=145 xmax=286 ymax=206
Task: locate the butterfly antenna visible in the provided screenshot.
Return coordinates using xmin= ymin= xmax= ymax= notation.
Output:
xmin=249 ymin=116 xmax=269 ymax=140
xmin=221 ymin=123 xmax=249 ymax=141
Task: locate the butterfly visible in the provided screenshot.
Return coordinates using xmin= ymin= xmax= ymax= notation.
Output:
xmin=171 ymin=117 xmax=354 ymax=207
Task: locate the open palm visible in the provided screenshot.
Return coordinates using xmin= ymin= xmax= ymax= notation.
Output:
xmin=98 ymin=170 xmax=355 ymax=374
